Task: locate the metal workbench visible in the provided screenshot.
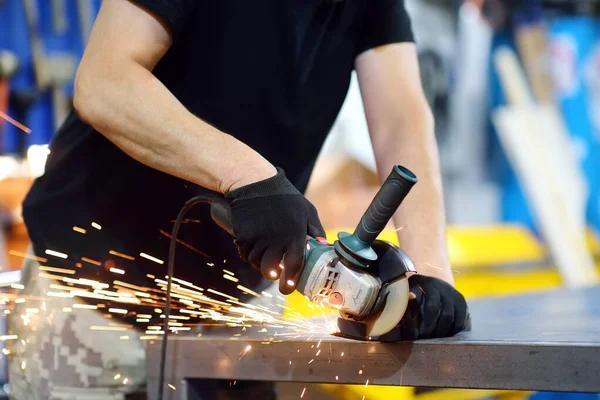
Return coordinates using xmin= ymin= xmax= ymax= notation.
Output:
xmin=146 ymin=286 xmax=600 ymax=399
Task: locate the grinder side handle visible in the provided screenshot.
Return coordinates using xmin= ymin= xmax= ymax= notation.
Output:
xmin=355 ymin=165 xmax=418 ymax=245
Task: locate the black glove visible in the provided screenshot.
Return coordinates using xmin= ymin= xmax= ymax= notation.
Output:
xmin=225 ymin=168 xmax=325 ymax=295
xmin=370 ymin=241 xmax=469 ymax=341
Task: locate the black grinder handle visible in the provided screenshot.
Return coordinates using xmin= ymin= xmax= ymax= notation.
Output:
xmin=355 ymin=165 xmax=417 ymax=244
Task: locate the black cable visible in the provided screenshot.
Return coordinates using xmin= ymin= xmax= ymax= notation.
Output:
xmin=157 ymin=194 xmax=219 ymax=400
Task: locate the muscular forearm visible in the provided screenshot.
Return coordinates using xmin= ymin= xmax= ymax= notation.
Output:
xmin=73 ymin=62 xmax=275 ymax=193
xmin=371 ymin=105 xmax=454 ymax=285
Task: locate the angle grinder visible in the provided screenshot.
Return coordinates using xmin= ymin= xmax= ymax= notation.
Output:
xmin=158 ymin=164 xmax=418 ymax=399
xmin=209 ymin=164 xmax=418 ymax=339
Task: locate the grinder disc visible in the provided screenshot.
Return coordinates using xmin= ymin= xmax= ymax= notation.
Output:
xmin=364 ymin=276 xmax=410 ymax=337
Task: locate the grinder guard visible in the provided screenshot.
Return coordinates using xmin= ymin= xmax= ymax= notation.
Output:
xmin=333 ymin=240 xmax=416 ymax=340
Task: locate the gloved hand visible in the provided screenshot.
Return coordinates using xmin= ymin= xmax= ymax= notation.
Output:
xmin=225 ymin=167 xmax=325 ymax=294
xmin=371 ymin=241 xmax=470 ymax=342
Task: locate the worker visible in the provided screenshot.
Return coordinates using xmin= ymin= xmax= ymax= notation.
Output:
xmin=11 ymin=0 xmax=469 ymax=398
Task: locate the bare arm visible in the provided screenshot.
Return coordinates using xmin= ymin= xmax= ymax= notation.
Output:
xmin=73 ymin=0 xmax=275 ymax=193
xmin=356 ymin=43 xmax=453 ymax=285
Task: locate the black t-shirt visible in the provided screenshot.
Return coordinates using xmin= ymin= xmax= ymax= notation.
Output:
xmin=22 ymin=0 xmax=414 ymax=326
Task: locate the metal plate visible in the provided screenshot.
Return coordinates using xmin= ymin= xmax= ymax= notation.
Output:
xmin=146 ymin=286 xmax=600 ymax=399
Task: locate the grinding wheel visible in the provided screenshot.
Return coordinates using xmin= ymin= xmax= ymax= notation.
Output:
xmin=364 ymin=276 xmax=410 ymax=337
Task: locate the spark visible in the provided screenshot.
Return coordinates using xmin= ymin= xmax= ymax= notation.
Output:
xmin=0 ymin=335 xmax=18 ymax=341
xmin=223 ymin=274 xmax=239 ymax=283
xmin=316 ymin=350 xmax=321 ymax=356
xmin=123 ymin=378 xmax=128 ymax=385
xmin=110 ymin=268 xmax=125 ymax=275
xmin=286 ymin=280 xmax=295 ymax=286
xmin=25 ymin=308 xmax=39 ymax=313
xmin=81 ymin=257 xmax=101 ymax=266
xmin=317 ymin=339 xmax=321 ymax=348
xmin=40 ymin=272 xmax=69 ymax=281
xmin=73 ymin=304 xmax=97 ymax=310
xmin=289 ymin=360 xmax=292 ymax=365
xmin=395 ymin=226 xmax=404 ymax=232
xmin=223 ymin=269 xmax=235 ymax=276
xmin=269 ymin=271 xmax=278 ymax=278
xmin=137 ymin=314 xmax=152 ymax=318
xmin=207 ymin=288 xmax=238 ymax=301
xmin=90 ymin=326 xmax=127 ymax=331
xmin=113 ymin=281 xmax=148 ymax=292
xmin=140 ymin=253 xmax=164 ymax=264
xmin=261 ymin=291 xmax=273 ymax=298
xmin=308 ymin=359 xmax=314 ymax=364
xmin=301 ymin=387 xmax=306 ymax=398
xmin=279 ymin=263 xmax=284 ymax=270
xmin=108 ymin=308 xmax=127 ymax=314
xmin=120 ymin=336 xmax=129 ymax=340
xmin=109 ymin=250 xmax=135 ymax=260
xmin=10 ymin=283 xmax=24 ymax=290
xmin=39 ymin=266 xmax=76 ymax=275
xmin=170 ymin=327 xmax=191 ymax=332
xmin=114 ymin=374 xmax=121 ymax=380
xmin=154 ymin=308 xmax=162 ymax=313
xmin=207 ymin=263 xmax=214 ymax=266
xmin=365 ymin=380 xmax=369 ymax=387
xmin=168 ymin=384 xmax=176 ymax=391
xmin=72 ymin=226 xmax=87 ymax=234
xmin=21 ymin=361 xmax=26 ymax=370
xmin=358 ymin=370 xmax=363 ymax=375
xmin=15 ymin=299 xmax=25 ymax=304
xmin=136 ymin=319 xmax=150 ymax=323
xmin=0 ymin=111 xmax=31 ymax=133
xmin=159 ymin=229 xmax=209 ymax=258
xmin=62 ymin=307 xmax=72 ymax=312
xmin=140 ymin=335 xmax=158 ymax=340
xmin=8 ymin=251 xmax=47 ymax=263
xmin=63 ymin=277 xmax=108 ymax=288
xmin=91 ymin=222 xmax=102 ymax=230
xmin=146 ymin=330 xmax=164 ymax=335
xmin=45 ymin=249 xmax=68 ymax=259
xmin=146 ymin=274 xmax=155 ymax=279
xmin=425 ymin=262 xmax=442 ymax=271
xmin=239 ymin=344 xmax=252 ymax=359
xmin=237 ymin=285 xmax=260 ymax=297
xmin=335 ymin=376 xmax=338 ymax=381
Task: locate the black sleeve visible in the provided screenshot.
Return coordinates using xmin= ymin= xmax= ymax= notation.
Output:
xmin=355 ymin=0 xmax=415 ymax=57
xmin=130 ymin=0 xmax=197 ymax=40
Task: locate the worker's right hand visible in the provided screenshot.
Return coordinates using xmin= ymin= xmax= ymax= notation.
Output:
xmin=225 ymin=167 xmax=325 ymax=295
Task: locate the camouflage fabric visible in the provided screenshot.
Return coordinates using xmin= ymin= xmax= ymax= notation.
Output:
xmin=7 ymin=250 xmax=145 ymax=400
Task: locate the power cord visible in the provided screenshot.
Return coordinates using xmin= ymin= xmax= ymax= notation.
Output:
xmin=158 ymin=194 xmax=220 ymax=400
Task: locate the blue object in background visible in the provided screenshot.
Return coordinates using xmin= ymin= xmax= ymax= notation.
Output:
xmin=489 ymin=12 xmax=600 ymax=238
xmin=0 ymin=0 xmax=101 ymax=154
xmin=529 ymin=392 xmax=600 ymax=400
xmin=487 ymin=29 xmax=538 ymax=235
xmin=548 ymin=17 xmax=600 ymax=235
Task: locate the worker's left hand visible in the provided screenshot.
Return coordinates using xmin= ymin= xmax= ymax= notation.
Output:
xmin=377 ymin=274 xmax=470 ymax=341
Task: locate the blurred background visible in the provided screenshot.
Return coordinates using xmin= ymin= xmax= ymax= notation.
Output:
xmin=0 ymin=0 xmax=599 ymax=399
